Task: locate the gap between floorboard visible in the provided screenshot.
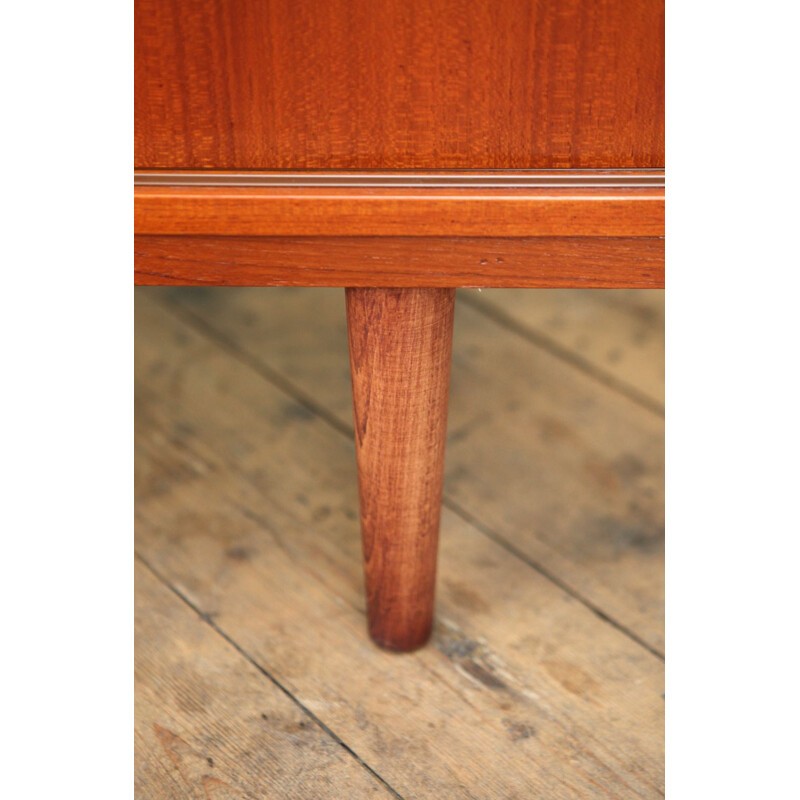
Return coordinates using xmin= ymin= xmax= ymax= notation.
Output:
xmin=458 ymin=292 xmax=665 ymax=418
xmin=135 ymin=551 xmax=406 ymax=800
xmin=154 ymin=294 xmax=664 ymax=661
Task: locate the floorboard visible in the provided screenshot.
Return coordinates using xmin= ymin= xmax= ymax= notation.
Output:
xmin=463 ymin=289 xmax=665 ymax=413
xmin=134 ymin=559 xmax=394 ymax=799
xmin=135 ymin=289 xmax=665 ymax=798
xmin=161 ymin=287 xmax=665 ymax=654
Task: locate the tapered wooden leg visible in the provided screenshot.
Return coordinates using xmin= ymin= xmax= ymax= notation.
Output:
xmin=345 ymin=287 xmax=455 ymax=652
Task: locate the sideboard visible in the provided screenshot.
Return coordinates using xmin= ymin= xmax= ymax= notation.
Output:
xmin=135 ymin=0 xmax=665 ymax=651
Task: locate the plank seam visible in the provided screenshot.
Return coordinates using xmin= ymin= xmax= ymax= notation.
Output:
xmin=158 ymin=295 xmax=664 ymax=661
xmin=459 ymin=292 xmax=665 ymax=418
xmin=135 ymin=552 xmax=407 ymax=800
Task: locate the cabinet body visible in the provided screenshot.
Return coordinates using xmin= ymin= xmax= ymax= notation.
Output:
xmin=134 ymin=0 xmax=665 ymax=651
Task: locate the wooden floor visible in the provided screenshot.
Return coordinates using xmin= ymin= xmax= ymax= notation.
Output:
xmin=135 ymin=286 xmax=665 ymax=799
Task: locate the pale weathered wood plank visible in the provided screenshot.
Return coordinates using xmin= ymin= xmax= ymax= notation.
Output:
xmin=135 ymin=560 xmax=394 ymax=799
xmin=159 ymin=287 xmax=664 ymax=654
xmin=135 ymin=296 xmax=664 ymax=799
xmin=462 ymin=288 xmax=665 ymax=411
xmin=445 ymin=301 xmax=664 ymax=655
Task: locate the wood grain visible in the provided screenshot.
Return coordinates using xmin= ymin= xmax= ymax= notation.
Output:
xmin=159 ymin=287 xmax=665 ymax=654
xmin=346 ymin=288 xmax=455 ymax=650
xmin=135 ymin=293 xmax=665 ymax=797
xmin=446 ymin=302 xmax=665 ymax=654
xmin=134 ymin=560 xmax=391 ymax=799
xmin=463 ymin=288 xmax=665 ymax=411
xmin=135 ymin=235 xmax=664 ymax=288
xmin=135 ymin=0 xmax=664 ymax=169
xmin=134 ymin=184 xmax=664 ymax=238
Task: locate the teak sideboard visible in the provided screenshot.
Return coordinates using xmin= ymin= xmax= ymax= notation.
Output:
xmin=134 ymin=0 xmax=665 ymax=652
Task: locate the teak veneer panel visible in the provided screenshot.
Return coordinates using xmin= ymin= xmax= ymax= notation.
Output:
xmin=134 ymin=185 xmax=664 ymax=238
xmin=135 ymin=235 xmax=664 ymax=288
xmin=134 ymin=172 xmax=665 ymax=288
xmin=135 ymin=0 xmax=664 ymax=169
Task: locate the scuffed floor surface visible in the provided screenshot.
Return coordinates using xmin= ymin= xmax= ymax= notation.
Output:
xmin=135 ymin=287 xmax=664 ymax=799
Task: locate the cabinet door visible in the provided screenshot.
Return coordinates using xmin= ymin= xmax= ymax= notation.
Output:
xmin=135 ymin=0 xmax=664 ymax=170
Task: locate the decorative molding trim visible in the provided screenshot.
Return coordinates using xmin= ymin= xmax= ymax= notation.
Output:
xmin=135 ymin=169 xmax=665 ymax=189
xmin=134 ymin=170 xmax=665 ymax=285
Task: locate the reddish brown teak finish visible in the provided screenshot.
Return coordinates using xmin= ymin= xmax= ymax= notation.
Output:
xmin=135 ymin=0 xmax=664 ymax=650
xmin=134 ymin=184 xmax=664 ymax=238
xmin=135 ymin=0 xmax=664 ymax=169
xmin=134 ymin=235 xmax=664 ymax=289
xmin=346 ymin=289 xmax=455 ymax=651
